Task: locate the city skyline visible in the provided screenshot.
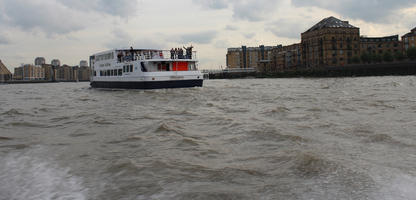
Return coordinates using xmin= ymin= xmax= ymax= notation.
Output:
xmin=0 ymin=0 xmax=415 ymax=71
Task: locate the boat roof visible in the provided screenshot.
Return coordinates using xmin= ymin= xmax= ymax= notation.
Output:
xmin=93 ymin=48 xmax=169 ymax=56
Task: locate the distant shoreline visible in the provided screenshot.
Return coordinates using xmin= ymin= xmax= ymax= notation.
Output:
xmin=0 ymin=80 xmax=90 ymax=85
xmin=208 ymin=61 xmax=416 ymax=79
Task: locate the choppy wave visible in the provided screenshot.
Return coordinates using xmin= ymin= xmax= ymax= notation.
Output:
xmin=0 ymin=147 xmax=87 ymax=200
xmin=0 ymin=77 xmax=415 ymax=199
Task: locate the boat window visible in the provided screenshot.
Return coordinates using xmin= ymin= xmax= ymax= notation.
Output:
xmin=140 ymin=63 xmax=147 ymax=72
xmin=96 ymin=52 xmax=114 ymax=61
xmin=118 ymin=69 xmax=122 ymax=76
xmin=130 ymin=65 xmax=133 ymax=72
xmin=123 ymin=66 xmax=126 ymax=73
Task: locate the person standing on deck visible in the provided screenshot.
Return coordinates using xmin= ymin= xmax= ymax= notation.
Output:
xmin=184 ymin=45 xmax=193 ymax=59
xmin=178 ymin=48 xmax=184 ymax=59
xmin=130 ymin=47 xmax=135 ymax=61
xmin=170 ymin=48 xmax=175 ymax=59
xmin=117 ymin=52 xmax=123 ymax=62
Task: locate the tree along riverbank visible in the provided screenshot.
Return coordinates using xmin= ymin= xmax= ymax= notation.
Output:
xmin=208 ymin=61 xmax=416 ymax=79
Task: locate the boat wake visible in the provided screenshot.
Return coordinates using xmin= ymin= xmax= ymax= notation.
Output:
xmin=0 ymin=147 xmax=88 ymax=200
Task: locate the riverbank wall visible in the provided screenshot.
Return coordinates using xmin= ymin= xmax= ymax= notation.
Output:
xmin=208 ymin=62 xmax=416 ymax=79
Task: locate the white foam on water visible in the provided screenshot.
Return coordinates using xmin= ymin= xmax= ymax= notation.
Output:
xmin=373 ymin=173 xmax=416 ymax=200
xmin=0 ymin=148 xmax=88 ymax=200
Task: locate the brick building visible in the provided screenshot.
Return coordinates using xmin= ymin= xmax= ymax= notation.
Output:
xmin=78 ymin=66 xmax=91 ymax=81
xmin=301 ymin=16 xmax=360 ymax=67
xmin=402 ymin=27 xmax=416 ymax=51
xmin=226 ymin=48 xmax=241 ymax=69
xmin=275 ymin=43 xmax=302 ymax=71
xmin=226 ymin=45 xmax=275 ymax=70
xmin=56 ymin=65 xmax=78 ymax=81
xmin=13 ymin=64 xmax=45 ymax=80
xmin=41 ymin=64 xmax=56 ymax=81
xmin=360 ymin=35 xmax=402 ymax=57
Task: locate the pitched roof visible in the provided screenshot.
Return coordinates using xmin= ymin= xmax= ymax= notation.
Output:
xmin=305 ymin=16 xmax=358 ymax=33
xmin=0 ymin=60 xmax=12 ymax=75
xmin=403 ymin=28 xmax=416 ymax=37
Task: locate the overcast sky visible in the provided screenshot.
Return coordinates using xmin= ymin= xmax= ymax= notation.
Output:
xmin=0 ymin=0 xmax=415 ymax=70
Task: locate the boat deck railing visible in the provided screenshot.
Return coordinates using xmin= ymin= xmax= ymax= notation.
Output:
xmin=117 ymin=50 xmax=197 ymax=63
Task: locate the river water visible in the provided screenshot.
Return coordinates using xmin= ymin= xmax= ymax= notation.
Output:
xmin=1 ymin=77 xmax=416 ymax=200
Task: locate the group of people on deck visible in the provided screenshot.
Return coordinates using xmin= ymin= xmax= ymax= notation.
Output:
xmin=171 ymin=46 xmax=193 ymax=59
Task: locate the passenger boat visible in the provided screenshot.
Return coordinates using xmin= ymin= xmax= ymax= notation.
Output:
xmin=89 ymin=47 xmax=203 ymax=89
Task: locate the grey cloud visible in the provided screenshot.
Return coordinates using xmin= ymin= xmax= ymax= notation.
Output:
xmin=177 ymin=31 xmax=217 ymax=44
xmin=0 ymin=0 xmax=139 ymax=36
xmin=243 ymin=33 xmax=256 ymax=39
xmin=57 ymin=0 xmax=139 ymax=18
xmin=0 ymin=0 xmax=86 ymax=35
xmin=0 ymin=34 xmax=11 ymax=45
xmin=105 ymin=29 xmax=165 ymax=49
xmin=214 ymin=40 xmax=231 ymax=48
xmin=291 ymin=0 xmax=416 ymax=23
xmin=192 ymin=0 xmax=228 ymax=9
xmin=225 ymin=25 xmax=238 ymax=31
xmin=193 ymin=0 xmax=281 ymax=22
xmin=231 ymin=0 xmax=279 ymax=22
xmin=266 ymin=18 xmax=314 ymax=39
